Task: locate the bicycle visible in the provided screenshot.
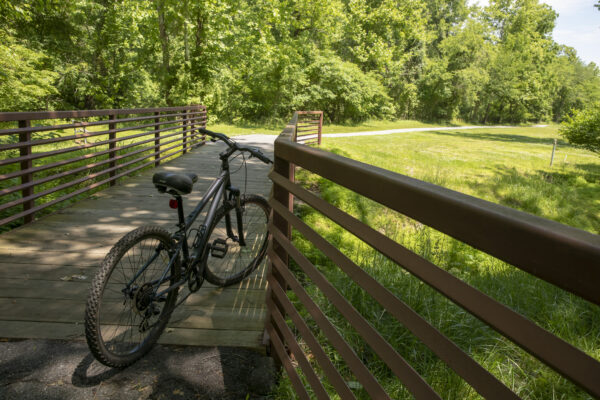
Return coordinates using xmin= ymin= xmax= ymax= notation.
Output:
xmin=84 ymin=128 xmax=273 ymax=368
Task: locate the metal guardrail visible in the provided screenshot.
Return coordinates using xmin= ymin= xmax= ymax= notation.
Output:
xmin=0 ymin=105 xmax=207 ymax=228
xmin=265 ymin=111 xmax=600 ymax=399
xmin=294 ymin=111 xmax=322 ymax=145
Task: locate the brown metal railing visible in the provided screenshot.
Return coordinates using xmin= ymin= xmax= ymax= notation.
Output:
xmin=294 ymin=111 xmax=322 ymax=145
xmin=265 ymin=111 xmax=600 ymax=399
xmin=0 ymin=105 xmax=207 ymax=228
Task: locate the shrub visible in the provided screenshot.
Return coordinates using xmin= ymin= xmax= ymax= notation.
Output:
xmin=302 ymin=53 xmax=394 ymax=123
xmin=560 ymin=103 xmax=600 ymax=153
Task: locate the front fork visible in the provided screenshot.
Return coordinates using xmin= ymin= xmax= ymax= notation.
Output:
xmin=225 ymin=187 xmax=246 ymax=246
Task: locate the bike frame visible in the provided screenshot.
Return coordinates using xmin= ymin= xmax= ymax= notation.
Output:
xmin=126 ymin=149 xmax=244 ymax=298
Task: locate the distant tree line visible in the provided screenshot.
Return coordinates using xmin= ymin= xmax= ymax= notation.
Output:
xmin=1 ymin=0 xmax=599 ymax=124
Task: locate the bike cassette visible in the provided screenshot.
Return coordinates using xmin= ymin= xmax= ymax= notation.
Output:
xmin=210 ymin=238 xmax=228 ymax=258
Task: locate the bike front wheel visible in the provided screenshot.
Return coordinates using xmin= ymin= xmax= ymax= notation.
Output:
xmin=204 ymin=195 xmax=270 ymax=286
xmin=84 ymin=225 xmax=180 ymax=368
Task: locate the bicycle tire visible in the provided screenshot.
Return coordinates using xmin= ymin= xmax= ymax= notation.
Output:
xmin=84 ymin=225 xmax=180 ymax=368
xmin=203 ymin=195 xmax=270 ymax=286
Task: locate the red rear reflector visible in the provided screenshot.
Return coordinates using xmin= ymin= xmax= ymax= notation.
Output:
xmin=169 ymin=199 xmax=178 ymax=209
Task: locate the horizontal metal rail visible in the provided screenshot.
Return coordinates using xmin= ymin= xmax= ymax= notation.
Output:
xmin=268 ymin=249 xmax=391 ymax=400
xmin=267 ymin=279 xmax=357 ymax=399
xmin=0 ymin=131 xmax=202 ymax=213
xmin=0 ymin=106 xmax=204 ymax=122
xmin=294 ymin=111 xmax=322 ymax=145
xmin=0 ymin=105 xmax=207 ymax=228
xmin=0 ymin=132 xmax=195 ymax=197
xmin=0 ymin=139 xmax=202 ymax=227
xmin=276 ymin=132 xmax=600 ymax=305
xmin=0 ymin=110 xmax=205 ymax=137
xmin=0 ymin=114 xmax=205 ymax=149
xmin=0 ymin=123 xmax=205 ymax=183
xmin=0 ymin=115 xmax=206 ymax=168
xmin=265 ymin=111 xmax=600 ymax=399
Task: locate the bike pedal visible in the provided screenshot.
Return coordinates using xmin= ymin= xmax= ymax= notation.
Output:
xmin=210 ymin=238 xmax=228 ymax=259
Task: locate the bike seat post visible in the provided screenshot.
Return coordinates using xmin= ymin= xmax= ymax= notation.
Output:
xmin=174 ymin=195 xmax=185 ymax=229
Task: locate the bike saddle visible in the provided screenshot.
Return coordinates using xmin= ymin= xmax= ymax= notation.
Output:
xmin=152 ymin=172 xmax=198 ymax=195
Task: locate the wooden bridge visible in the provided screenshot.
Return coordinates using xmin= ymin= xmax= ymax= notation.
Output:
xmin=0 ymin=136 xmax=273 ymax=350
xmin=2 ymin=107 xmax=598 ymax=398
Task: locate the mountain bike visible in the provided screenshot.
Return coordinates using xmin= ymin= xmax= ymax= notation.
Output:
xmin=84 ymin=128 xmax=272 ymax=368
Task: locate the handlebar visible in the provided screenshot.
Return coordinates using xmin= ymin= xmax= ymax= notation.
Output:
xmin=198 ymin=127 xmax=273 ymax=164
xmin=198 ymin=127 xmax=234 ymax=146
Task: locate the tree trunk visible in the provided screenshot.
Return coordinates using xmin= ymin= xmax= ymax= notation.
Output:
xmin=184 ymin=0 xmax=189 ymax=62
xmin=156 ymin=0 xmax=171 ymax=105
xmin=194 ymin=11 xmax=204 ymax=57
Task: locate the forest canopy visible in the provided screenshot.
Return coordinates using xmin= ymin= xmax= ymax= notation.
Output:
xmin=1 ymin=0 xmax=599 ymax=124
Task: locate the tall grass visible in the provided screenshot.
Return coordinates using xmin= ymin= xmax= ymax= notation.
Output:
xmin=272 ymin=126 xmax=600 ymax=399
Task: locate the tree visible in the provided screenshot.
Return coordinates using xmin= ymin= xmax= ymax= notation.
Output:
xmin=1 ymin=0 xmax=599 ymax=125
xmin=550 ymin=47 xmax=600 ymax=121
xmin=475 ymin=0 xmax=558 ymax=123
xmin=560 ymin=103 xmax=600 ymax=153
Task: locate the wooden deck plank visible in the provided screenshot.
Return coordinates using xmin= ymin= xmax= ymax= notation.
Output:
xmin=0 ymin=262 xmax=268 ymax=290
xmin=0 ymin=298 xmax=266 ymax=331
xmin=0 ymin=274 xmax=267 ymax=306
xmin=0 ymin=139 xmax=273 ymax=350
xmin=0 ymin=321 xmax=265 ymax=350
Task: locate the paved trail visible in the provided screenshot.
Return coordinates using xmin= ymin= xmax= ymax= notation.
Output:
xmin=0 ymin=339 xmax=275 ymax=400
xmin=234 ymin=124 xmax=538 ymax=143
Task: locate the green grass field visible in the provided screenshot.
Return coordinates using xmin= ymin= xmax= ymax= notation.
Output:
xmin=274 ymin=125 xmax=600 ymax=399
xmin=323 ymin=126 xmax=598 ymax=233
xmin=213 ymin=118 xmax=446 ymax=136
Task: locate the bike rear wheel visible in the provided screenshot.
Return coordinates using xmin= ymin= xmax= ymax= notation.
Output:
xmin=204 ymin=195 xmax=270 ymax=286
xmin=84 ymin=225 xmax=180 ymax=368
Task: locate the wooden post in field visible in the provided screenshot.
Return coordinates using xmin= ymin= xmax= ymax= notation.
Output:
xmin=550 ymin=139 xmax=557 ymax=167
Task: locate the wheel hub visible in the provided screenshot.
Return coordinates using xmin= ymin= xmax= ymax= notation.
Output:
xmin=133 ymin=283 xmax=155 ymax=313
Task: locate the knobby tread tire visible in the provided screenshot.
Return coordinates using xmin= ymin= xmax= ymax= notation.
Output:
xmin=84 ymin=225 xmax=179 ymax=368
xmin=204 ymin=195 xmax=270 ymax=287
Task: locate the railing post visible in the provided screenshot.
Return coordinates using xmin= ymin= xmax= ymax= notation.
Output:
xmin=318 ymin=111 xmax=323 ymax=146
xmin=108 ymin=115 xmax=117 ymax=186
xmin=273 ymin=151 xmax=294 ymax=248
xmin=182 ymin=109 xmax=188 ymax=154
xmin=154 ymin=111 xmax=161 ymax=167
xmin=18 ymin=120 xmax=34 ymax=224
xmin=190 ymin=108 xmax=196 ymax=147
xmin=201 ymin=105 xmax=207 ymax=142
xmin=267 ymin=119 xmax=297 ymax=359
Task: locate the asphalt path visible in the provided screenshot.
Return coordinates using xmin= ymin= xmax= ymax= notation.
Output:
xmin=233 ymin=124 xmax=539 ymax=144
xmin=0 ymin=339 xmax=276 ymax=400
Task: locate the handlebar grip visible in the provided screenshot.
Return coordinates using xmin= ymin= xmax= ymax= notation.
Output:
xmin=255 ymin=151 xmax=273 ymax=164
xmin=238 ymin=144 xmax=272 ymax=164
xmin=198 ymin=127 xmax=272 ymax=164
xmin=199 ymin=127 xmax=230 ymax=144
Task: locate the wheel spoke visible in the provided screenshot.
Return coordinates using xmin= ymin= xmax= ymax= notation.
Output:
xmin=205 ymin=197 xmax=269 ymax=285
xmin=86 ymin=227 xmax=179 ymax=367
